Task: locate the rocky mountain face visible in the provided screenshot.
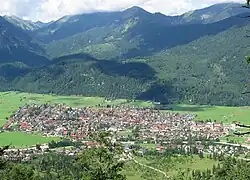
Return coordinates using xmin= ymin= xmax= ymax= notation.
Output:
xmin=3 ymin=16 xmax=49 ymax=31
xmin=0 ymin=16 xmax=48 ymax=67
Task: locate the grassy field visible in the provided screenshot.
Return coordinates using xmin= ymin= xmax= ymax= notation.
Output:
xmin=168 ymin=104 xmax=250 ymax=124
xmin=220 ymin=135 xmax=247 ymax=144
xmin=139 ymin=143 xmax=159 ymax=149
xmin=0 ymin=132 xmax=59 ymax=147
xmin=125 ymin=155 xmax=218 ymax=180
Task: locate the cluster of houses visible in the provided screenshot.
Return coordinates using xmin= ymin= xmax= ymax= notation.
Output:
xmin=2 ymin=104 xmax=230 ymax=143
xmin=2 ymin=141 xmax=248 ymax=162
xmin=2 ymin=144 xmax=84 ymax=162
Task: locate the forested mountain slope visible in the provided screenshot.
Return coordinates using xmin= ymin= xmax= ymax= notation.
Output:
xmin=5 ymin=20 xmax=250 ymax=106
xmin=1 ymin=4 xmax=250 ymax=106
xmin=8 ymin=54 xmax=154 ymax=98
xmin=144 ymin=22 xmax=250 ymax=105
xmin=34 ymin=7 xmax=174 ymax=43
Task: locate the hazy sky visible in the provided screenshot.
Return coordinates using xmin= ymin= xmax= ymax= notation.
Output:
xmin=0 ymin=0 xmax=245 ymax=22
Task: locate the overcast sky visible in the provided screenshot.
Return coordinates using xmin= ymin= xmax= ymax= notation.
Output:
xmin=0 ymin=0 xmax=245 ymax=22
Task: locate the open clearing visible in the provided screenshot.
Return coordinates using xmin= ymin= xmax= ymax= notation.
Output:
xmin=125 ymin=155 xmax=218 ymax=180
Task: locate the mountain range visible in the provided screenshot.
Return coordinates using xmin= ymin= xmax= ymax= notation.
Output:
xmin=1 ymin=2 xmax=250 ymax=106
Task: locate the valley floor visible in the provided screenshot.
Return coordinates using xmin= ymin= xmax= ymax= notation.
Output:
xmin=1 ymin=91 xmax=250 ymax=147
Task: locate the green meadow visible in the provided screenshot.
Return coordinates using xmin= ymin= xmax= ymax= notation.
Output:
xmin=0 ymin=132 xmax=59 ymax=148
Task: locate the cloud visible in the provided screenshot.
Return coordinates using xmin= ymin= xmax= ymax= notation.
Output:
xmin=0 ymin=0 xmax=245 ymax=22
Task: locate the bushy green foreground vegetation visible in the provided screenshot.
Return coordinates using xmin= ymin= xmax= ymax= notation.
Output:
xmin=0 ymin=132 xmax=127 ymax=180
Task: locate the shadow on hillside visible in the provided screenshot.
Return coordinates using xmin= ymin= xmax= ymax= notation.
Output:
xmin=136 ymin=82 xmax=213 ymax=112
xmin=0 ymin=48 xmax=50 ymax=80
xmin=53 ymin=53 xmax=97 ymax=62
xmin=93 ymin=60 xmax=156 ymax=80
xmin=136 ymin=82 xmax=176 ymax=103
xmin=0 ymin=49 xmax=50 ymax=68
xmin=0 ymin=64 xmax=30 ymax=79
xmin=53 ymin=53 xmax=157 ymax=80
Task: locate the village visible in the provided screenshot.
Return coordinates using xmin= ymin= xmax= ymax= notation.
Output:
xmin=1 ymin=103 xmax=247 ymax=161
xmin=3 ymin=104 xmax=229 ymax=140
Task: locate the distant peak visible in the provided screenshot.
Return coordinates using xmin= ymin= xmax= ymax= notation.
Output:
xmin=123 ymin=6 xmax=150 ymax=15
xmin=127 ymin=6 xmax=144 ymax=11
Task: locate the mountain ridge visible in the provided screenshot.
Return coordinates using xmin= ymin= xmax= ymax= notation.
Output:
xmin=3 ymin=16 xmax=53 ymax=31
xmin=43 ymin=11 xmax=250 ymax=59
xmin=0 ymin=16 xmax=49 ymax=66
xmin=179 ymin=2 xmax=250 ymax=24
